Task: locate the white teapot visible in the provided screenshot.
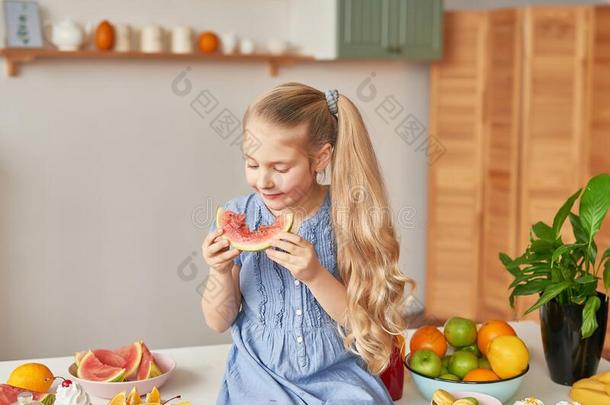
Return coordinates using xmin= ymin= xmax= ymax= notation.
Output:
xmin=45 ymin=18 xmax=85 ymax=51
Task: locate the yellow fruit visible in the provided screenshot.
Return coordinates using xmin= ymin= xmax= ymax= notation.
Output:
xmin=486 ymin=335 xmax=529 ymax=379
xmin=606 ymin=385 xmax=610 ymax=396
xmin=127 ymin=387 xmax=141 ymax=405
xmin=570 ymin=387 xmax=610 ymax=405
xmin=573 ymin=378 xmax=606 ymax=392
xmin=145 ymin=387 xmax=160 ymax=403
xmin=594 ymin=371 xmax=610 ymax=384
xmin=109 ymin=391 xmax=127 ymax=405
xmin=7 ymin=363 xmax=53 ymax=393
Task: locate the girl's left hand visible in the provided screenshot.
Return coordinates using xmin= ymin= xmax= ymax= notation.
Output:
xmin=266 ymin=231 xmax=323 ymax=284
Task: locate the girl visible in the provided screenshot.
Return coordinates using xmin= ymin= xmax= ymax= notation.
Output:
xmin=202 ymin=82 xmax=414 ymax=404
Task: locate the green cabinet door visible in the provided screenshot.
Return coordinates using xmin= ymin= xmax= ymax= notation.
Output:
xmin=337 ymin=0 xmax=393 ymax=58
xmin=337 ymin=0 xmax=443 ymax=60
xmin=398 ymin=0 xmax=443 ymax=60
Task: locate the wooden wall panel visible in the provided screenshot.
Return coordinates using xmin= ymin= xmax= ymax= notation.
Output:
xmin=587 ymin=5 xmax=610 ymax=351
xmin=425 ymin=11 xmax=487 ymax=320
xmin=478 ymin=8 xmax=523 ymax=320
xmin=517 ymin=6 xmax=590 ymax=319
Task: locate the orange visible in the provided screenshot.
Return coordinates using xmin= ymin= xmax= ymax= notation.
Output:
xmin=409 ymin=325 xmax=448 ymax=358
xmin=198 ymin=32 xmax=220 ymax=53
xmin=7 ymin=363 xmax=53 ymax=393
xmin=487 ymin=335 xmax=529 ymax=379
xmin=463 ymin=368 xmax=500 ymax=382
xmin=477 ymin=320 xmax=516 ymax=356
xmin=395 ymin=335 xmax=407 ymax=362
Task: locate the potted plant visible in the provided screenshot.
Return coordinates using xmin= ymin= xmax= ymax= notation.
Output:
xmin=500 ymin=173 xmax=610 ymax=386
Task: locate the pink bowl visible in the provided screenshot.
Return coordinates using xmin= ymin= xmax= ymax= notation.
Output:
xmin=67 ymin=352 xmax=176 ymax=399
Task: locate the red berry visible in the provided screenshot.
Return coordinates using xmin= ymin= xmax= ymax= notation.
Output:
xmin=62 ymin=379 xmax=72 ymax=388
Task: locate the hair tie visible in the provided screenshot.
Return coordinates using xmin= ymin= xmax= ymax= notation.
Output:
xmin=325 ymin=89 xmax=339 ymax=116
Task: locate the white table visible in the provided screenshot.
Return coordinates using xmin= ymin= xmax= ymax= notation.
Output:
xmin=1 ymin=321 xmax=608 ymax=404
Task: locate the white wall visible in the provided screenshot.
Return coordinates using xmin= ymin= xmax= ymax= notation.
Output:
xmin=0 ymin=0 xmax=430 ymax=360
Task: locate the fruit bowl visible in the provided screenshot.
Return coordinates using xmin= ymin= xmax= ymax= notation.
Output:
xmin=405 ymin=353 xmax=528 ymax=403
xmin=67 ymin=352 xmax=175 ymax=399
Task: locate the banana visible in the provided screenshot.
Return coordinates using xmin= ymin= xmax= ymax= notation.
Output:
xmin=570 ymin=387 xmax=610 ymax=405
xmin=593 ymin=371 xmax=610 ymax=384
xmin=606 ymin=384 xmax=610 ymax=397
xmin=573 ymin=378 xmax=607 ymax=392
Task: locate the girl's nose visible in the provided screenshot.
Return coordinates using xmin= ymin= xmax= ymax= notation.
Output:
xmin=257 ymin=170 xmax=275 ymax=189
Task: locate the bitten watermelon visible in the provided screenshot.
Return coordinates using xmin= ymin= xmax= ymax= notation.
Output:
xmin=0 ymin=384 xmax=55 ymax=405
xmin=216 ymin=207 xmax=294 ymax=251
xmin=76 ymin=351 xmax=126 ymax=382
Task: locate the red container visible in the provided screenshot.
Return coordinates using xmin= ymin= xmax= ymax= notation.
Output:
xmin=380 ymin=340 xmax=404 ymax=400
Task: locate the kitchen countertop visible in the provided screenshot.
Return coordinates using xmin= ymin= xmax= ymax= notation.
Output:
xmin=1 ymin=321 xmax=608 ymax=404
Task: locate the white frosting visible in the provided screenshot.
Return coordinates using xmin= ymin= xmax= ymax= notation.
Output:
xmin=54 ymin=382 xmax=91 ymax=405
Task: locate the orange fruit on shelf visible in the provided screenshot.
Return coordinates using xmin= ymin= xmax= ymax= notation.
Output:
xmin=395 ymin=334 xmax=407 ymax=362
xmin=95 ymin=20 xmax=115 ymax=50
xmin=477 ymin=320 xmax=516 ymax=356
xmin=198 ymin=32 xmax=220 ymax=53
xmin=463 ymin=368 xmax=500 ymax=382
xmin=409 ymin=325 xmax=448 ymax=358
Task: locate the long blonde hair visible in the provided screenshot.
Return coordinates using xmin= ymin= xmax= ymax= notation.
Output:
xmin=243 ymin=82 xmax=415 ymax=374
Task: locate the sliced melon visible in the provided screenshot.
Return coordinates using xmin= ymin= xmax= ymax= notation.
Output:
xmin=114 ymin=341 xmax=143 ymax=381
xmin=77 ymin=351 xmax=126 ymax=382
xmin=136 ymin=342 xmax=162 ymax=380
xmin=74 ymin=350 xmax=86 ymax=367
xmin=216 ymin=207 xmax=294 ymax=251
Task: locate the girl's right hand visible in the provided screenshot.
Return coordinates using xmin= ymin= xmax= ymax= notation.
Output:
xmin=202 ymin=228 xmax=240 ymax=274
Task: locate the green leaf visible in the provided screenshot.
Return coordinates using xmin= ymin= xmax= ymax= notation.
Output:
xmin=601 ymin=246 xmax=610 ymax=263
xmin=575 ymin=274 xmax=598 ymax=284
xmin=524 ymin=281 xmax=572 ymax=315
xmin=551 ymin=243 xmax=585 ymax=266
xmin=530 ymin=239 xmax=555 ymax=255
xmin=581 ymin=295 xmax=601 ymax=338
xmin=499 ymin=252 xmax=521 ymax=277
xmin=533 ymin=221 xmax=555 ymax=241
xmin=553 ymin=188 xmax=582 ymax=237
xmin=569 ymin=213 xmax=588 ymax=243
xmin=579 ymin=173 xmax=610 ymax=244
xmin=604 ymin=259 xmax=610 ymax=290
xmin=513 ymin=279 xmax=552 ymax=296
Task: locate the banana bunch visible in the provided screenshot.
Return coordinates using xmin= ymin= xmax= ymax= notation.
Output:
xmin=432 ymin=389 xmax=479 ymax=405
xmin=570 ymin=371 xmax=610 ymax=405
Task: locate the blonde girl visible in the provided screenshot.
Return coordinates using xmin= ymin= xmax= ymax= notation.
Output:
xmin=202 ymin=82 xmax=414 ymax=404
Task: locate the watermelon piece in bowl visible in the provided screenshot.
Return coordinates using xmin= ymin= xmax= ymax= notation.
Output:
xmin=68 ymin=352 xmax=175 ymax=399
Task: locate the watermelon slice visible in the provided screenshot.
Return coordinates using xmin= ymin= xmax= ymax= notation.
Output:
xmin=77 ymin=351 xmax=126 ymax=382
xmin=0 ymin=384 xmax=55 ymax=405
xmin=114 ymin=341 xmax=143 ymax=380
xmin=216 ymin=207 xmax=294 ymax=251
xmin=135 ymin=342 xmax=162 ymax=380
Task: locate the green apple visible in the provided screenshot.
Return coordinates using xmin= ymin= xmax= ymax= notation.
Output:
xmin=439 ymin=373 xmax=460 ymax=381
xmin=410 ymin=349 xmax=442 ymax=378
xmin=460 ymin=343 xmax=481 ymax=357
xmin=448 ymin=351 xmax=479 ymax=379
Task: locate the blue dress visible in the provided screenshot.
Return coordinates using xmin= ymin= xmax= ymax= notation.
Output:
xmin=208 ymin=189 xmax=394 ymax=405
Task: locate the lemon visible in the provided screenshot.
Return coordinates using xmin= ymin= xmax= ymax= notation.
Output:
xmin=127 ymin=387 xmax=141 ymax=405
xmin=109 ymin=391 xmax=127 ymax=405
xmin=7 ymin=363 xmax=53 ymax=393
xmin=487 ymin=335 xmax=529 ymax=379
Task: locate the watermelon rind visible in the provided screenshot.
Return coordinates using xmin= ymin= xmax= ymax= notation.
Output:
xmin=40 ymin=393 xmax=56 ymax=405
xmin=77 ymin=351 xmax=126 ymax=382
xmin=216 ymin=207 xmax=294 ymax=251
